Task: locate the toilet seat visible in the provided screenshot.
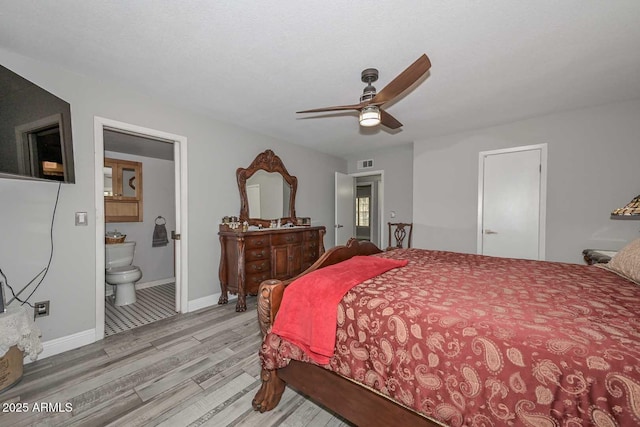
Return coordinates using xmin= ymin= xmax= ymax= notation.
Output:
xmin=106 ymin=265 xmax=140 ymax=275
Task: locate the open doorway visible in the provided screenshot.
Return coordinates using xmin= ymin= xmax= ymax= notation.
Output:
xmin=355 ymin=177 xmax=382 ymax=245
xmin=335 ymin=171 xmax=384 ymax=249
xmin=94 ymin=117 xmax=188 ymax=340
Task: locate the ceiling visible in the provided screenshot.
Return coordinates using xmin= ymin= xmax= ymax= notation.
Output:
xmin=1 ymin=1 xmax=639 ymax=158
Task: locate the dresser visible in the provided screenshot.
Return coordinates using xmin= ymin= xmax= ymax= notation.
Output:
xmin=218 ymin=226 xmax=325 ymax=311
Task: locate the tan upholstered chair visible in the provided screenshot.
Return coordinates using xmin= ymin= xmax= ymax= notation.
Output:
xmin=387 ymin=222 xmax=413 ymax=250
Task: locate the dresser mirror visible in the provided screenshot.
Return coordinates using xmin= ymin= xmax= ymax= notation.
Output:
xmin=238 ymin=149 xmax=297 ymax=225
xmin=245 ymin=170 xmax=291 ymax=219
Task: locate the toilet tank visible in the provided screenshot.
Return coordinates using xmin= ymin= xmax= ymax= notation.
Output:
xmin=105 ymin=241 xmax=136 ymax=268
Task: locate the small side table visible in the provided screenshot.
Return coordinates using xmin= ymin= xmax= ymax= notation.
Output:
xmin=582 ymin=249 xmax=618 ymax=265
xmin=0 ymin=305 xmax=43 ymax=392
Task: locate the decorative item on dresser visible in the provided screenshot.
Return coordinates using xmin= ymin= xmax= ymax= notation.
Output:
xmin=218 ymin=149 xmax=325 ymax=312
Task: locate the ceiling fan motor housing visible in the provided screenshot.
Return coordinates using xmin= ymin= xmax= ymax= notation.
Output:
xmin=360 ymin=68 xmax=379 ymax=102
xmin=295 ymin=54 xmax=431 ymax=130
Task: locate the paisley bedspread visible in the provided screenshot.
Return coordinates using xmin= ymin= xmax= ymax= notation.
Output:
xmin=259 ymin=248 xmax=640 ymax=426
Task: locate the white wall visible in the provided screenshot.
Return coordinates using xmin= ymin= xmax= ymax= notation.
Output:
xmin=413 ymin=99 xmax=640 ymax=263
xmin=104 ymin=151 xmax=175 ymax=285
xmin=0 ymin=48 xmax=345 ymax=348
xmin=345 ymin=143 xmax=414 ymax=246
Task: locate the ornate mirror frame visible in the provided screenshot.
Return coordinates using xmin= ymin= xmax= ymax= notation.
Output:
xmin=238 ymin=149 xmax=297 ymax=226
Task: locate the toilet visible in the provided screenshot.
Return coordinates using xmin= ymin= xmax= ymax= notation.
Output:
xmin=105 ymin=241 xmax=142 ymax=306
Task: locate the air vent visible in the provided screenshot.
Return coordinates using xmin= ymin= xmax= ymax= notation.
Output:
xmin=357 ymin=159 xmax=374 ymax=170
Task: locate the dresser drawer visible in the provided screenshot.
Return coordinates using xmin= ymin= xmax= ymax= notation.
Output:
xmin=303 ymin=240 xmax=319 ymax=251
xmin=246 ymin=259 xmax=271 ymax=275
xmin=246 ymin=272 xmax=271 ymax=295
xmin=246 ymin=247 xmax=270 ymax=262
xmin=303 ymin=230 xmax=319 ymax=241
xmin=272 ymin=232 xmax=302 ymax=246
xmin=245 ymin=236 xmax=269 ymax=249
xmin=303 ymin=250 xmax=318 ymax=262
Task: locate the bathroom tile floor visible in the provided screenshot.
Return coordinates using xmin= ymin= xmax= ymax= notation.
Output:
xmin=105 ymin=282 xmax=176 ymax=336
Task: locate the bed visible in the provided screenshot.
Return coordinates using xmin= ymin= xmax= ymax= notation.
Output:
xmin=252 ymin=238 xmax=640 ymax=426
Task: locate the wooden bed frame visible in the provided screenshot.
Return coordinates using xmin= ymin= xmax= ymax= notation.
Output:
xmin=251 ymin=239 xmax=440 ymax=427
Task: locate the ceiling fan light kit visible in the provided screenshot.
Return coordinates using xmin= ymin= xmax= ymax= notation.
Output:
xmin=296 ymin=54 xmax=431 ymax=130
xmin=359 ymin=105 xmax=381 ymax=127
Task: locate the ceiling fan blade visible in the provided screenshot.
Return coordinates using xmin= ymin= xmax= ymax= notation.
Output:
xmin=297 ymin=103 xmax=364 ymax=114
xmin=370 ymin=54 xmax=431 ymax=106
xmin=380 ymin=109 xmax=403 ymax=129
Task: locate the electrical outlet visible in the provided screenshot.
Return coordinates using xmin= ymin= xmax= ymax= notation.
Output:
xmin=34 ymin=301 xmax=50 ymax=318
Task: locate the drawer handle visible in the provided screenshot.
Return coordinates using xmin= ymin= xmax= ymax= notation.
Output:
xmin=252 ymin=265 xmax=263 ymax=271
xmin=286 ymin=236 xmax=295 ymax=242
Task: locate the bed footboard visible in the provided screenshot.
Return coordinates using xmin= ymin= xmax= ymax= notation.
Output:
xmin=256 ymin=279 xmax=285 ymax=336
xmin=253 ymin=239 xmax=385 ymax=417
xmin=253 ymin=279 xmax=286 ymax=411
xmin=255 ymin=239 xmax=382 ymax=336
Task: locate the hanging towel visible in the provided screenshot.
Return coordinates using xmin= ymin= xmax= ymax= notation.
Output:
xmin=152 ymin=216 xmax=169 ymax=247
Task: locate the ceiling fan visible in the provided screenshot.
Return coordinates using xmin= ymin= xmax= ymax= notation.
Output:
xmin=296 ymin=54 xmax=431 ymax=129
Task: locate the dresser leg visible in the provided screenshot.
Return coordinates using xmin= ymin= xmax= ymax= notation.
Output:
xmin=235 ymin=294 xmax=247 ymax=312
xmin=218 ymin=285 xmax=228 ymax=305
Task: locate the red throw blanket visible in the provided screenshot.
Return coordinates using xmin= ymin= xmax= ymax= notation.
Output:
xmin=271 ymin=255 xmax=407 ymax=364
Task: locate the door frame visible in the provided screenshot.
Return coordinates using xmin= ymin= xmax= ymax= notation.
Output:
xmin=94 ymin=117 xmax=189 ymax=340
xmin=334 ymin=171 xmax=355 ymax=246
xmin=335 ymin=170 xmax=384 ymax=249
xmin=476 ymin=143 xmax=547 ymax=260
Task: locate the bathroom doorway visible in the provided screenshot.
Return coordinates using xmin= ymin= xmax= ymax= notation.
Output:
xmin=94 ymin=117 xmax=188 ymax=340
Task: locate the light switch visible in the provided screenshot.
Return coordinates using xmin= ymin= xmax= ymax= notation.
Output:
xmin=75 ymin=212 xmax=88 ymax=226
xmin=390 ymin=210 xmax=396 ymax=218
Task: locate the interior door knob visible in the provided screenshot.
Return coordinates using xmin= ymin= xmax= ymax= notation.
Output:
xmin=484 ymin=229 xmax=498 ymax=235
xmin=335 ymin=224 xmax=344 ymax=229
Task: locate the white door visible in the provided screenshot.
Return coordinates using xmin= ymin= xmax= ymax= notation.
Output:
xmin=478 ymin=145 xmax=546 ymax=260
xmin=335 ymin=172 xmax=354 ymax=246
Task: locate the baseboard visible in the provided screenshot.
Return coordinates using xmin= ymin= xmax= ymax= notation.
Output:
xmin=30 ymin=287 xmax=223 ymax=361
xmin=105 ymin=277 xmax=175 ymax=296
xmin=136 ymin=277 xmax=175 ymax=290
xmin=27 ymin=328 xmax=96 ymax=363
xmin=188 ymin=292 xmax=236 ymax=312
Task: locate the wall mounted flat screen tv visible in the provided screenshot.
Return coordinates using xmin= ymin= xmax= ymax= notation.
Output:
xmin=0 ymin=64 xmax=75 ymax=183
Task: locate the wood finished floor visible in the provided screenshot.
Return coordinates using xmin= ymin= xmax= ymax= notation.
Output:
xmin=0 ymin=297 xmax=352 ymax=427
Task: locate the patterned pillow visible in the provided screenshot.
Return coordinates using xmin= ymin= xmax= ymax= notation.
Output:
xmin=604 ymin=238 xmax=640 ymax=284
